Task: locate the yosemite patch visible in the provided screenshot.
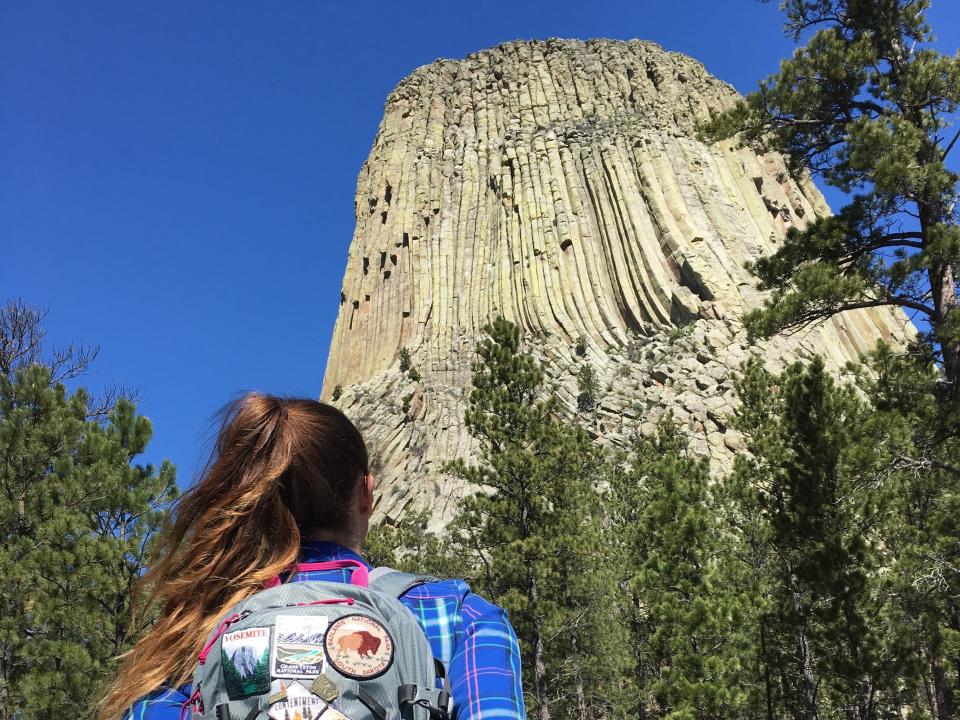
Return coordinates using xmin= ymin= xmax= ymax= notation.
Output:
xmin=324 ymin=615 xmax=394 ymax=679
xmin=221 ymin=627 xmax=271 ymax=699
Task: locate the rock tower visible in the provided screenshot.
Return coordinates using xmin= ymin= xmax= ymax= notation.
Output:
xmin=321 ymin=38 xmax=911 ymax=525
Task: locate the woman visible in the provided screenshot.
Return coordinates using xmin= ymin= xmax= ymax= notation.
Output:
xmin=101 ymin=393 xmax=526 ymax=720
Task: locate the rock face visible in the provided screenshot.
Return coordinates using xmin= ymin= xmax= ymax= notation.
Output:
xmin=320 ymin=38 xmax=911 ymax=526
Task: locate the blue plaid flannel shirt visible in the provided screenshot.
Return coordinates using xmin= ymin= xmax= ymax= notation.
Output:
xmin=124 ymin=541 xmax=526 ymax=720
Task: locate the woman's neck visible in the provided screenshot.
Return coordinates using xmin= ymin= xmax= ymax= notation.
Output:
xmin=305 ymin=529 xmax=363 ymax=555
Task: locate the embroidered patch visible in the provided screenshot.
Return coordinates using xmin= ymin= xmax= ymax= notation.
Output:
xmin=272 ymin=615 xmax=329 ymax=678
xmin=267 ymin=681 xmax=288 ymax=705
xmin=267 ymin=680 xmax=327 ymax=720
xmin=324 ymin=615 xmax=394 ymax=680
xmin=221 ymin=627 xmax=271 ymax=700
xmin=311 ymin=674 xmax=339 ymax=703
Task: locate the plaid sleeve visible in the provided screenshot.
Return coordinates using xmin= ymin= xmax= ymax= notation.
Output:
xmin=122 ymin=686 xmax=189 ymax=720
xmin=450 ymin=593 xmax=527 ymax=720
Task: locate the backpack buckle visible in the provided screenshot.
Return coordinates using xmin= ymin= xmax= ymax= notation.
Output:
xmin=398 ymin=685 xmax=451 ymax=720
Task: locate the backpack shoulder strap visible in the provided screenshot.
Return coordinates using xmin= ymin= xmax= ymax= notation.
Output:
xmin=368 ymin=566 xmax=438 ymax=598
xmin=371 ymin=567 xmax=454 ymax=718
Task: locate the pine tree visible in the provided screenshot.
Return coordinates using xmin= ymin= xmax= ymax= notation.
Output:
xmin=727 ymin=356 xmax=895 ymax=720
xmin=0 ymin=301 xmax=176 ymax=720
xmin=576 ymin=364 xmax=598 ymax=413
xmin=446 ymin=318 xmax=628 ymax=720
xmin=855 ymin=344 xmax=960 ymax=719
xmin=702 ymin=0 xmax=960 ymax=398
xmin=542 ymin=436 xmax=629 ymax=720
xmin=613 ymin=419 xmax=755 ymax=720
xmin=252 ymin=649 xmax=271 ymax=696
xmin=222 ymin=654 xmax=245 ymax=699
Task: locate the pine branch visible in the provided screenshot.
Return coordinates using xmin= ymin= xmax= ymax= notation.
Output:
xmin=942 ymin=126 xmax=960 ymax=160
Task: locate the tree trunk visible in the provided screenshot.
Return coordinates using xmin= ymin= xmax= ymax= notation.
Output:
xmin=532 ymin=621 xmax=550 ymax=720
xmin=929 ymin=259 xmax=960 ymax=400
xmin=530 ymin=576 xmax=551 ymax=720
xmin=630 ymin=598 xmax=648 ymax=720
xmin=570 ymin=633 xmax=587 ymax=720
xmin=920 ymin=639 xmax=942 ymax=720
xmin=862 ymin=681 xmax=876 ymax=720
xmin=931 ymin=653 xmax=953 ymax=720
xmin=760 ymin=623 xmax=775 ymax=720
xmin=949 ymin=601 xmax=960 ymax=712
xmin=786 ymin=583 xmax=820 ymax=720
xmin=799 ymin=629 xmax=820 ymax=720
xmin=920 ymin=201 xmax=960 ymax=400
xmin=0 ymin=640 xmax=12 ymax=720
xmin=925 ymin=666 xmax=941 ymax=720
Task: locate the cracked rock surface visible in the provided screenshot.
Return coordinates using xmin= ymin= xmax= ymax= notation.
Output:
xmin=320 ymin=39 xmax=912 ymax=527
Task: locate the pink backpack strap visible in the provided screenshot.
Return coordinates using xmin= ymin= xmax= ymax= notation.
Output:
xmin=264 ymin=558 xmax=370 ymax=588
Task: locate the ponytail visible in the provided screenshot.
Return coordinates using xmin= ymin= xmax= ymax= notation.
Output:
xmin=100 ymin=394 xmax=369 ymax=720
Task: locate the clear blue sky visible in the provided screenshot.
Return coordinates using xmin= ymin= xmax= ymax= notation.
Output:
xmin=3 ymin=1 xmax=959 ymax=487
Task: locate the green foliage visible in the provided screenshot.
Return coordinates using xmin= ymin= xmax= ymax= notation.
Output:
xmin=723 ymin=350 xmax=960 ymax=719
xmin=576 ymin=363 xmax=598 ymax=412
xmin=727 ymin=357 xmax=878 ymax=718
xmin=855 ymin=344 xmax=960 ymax=719
xmin=446 ymin=317 xmax=628 ymax=720
xmin=702 ymin=0 xmax=960 ymax=395
xmin=574 ymin=337 xmax=587 ymax=357
xmin=375 ymin=323 xmax=959 ymax=720
xmin=613 ymin=420 xmax=756 ymax=719
xmin=666 ymin=324 xmax=693 ymax=345
xmin=332 ymin=384 xmax=343 ymax=402
xmin=252 ymin=650 xmax=270 ymax=694
xmin=0 ymin=302 xmax=177 ymax=720
xmin=398 ymin=348 xmax=421 ymax=382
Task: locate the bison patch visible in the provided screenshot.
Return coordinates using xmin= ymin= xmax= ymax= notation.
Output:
xmin=324 ymin=615 xmax=394 ymax=679
xmin=336 ymin=630 xmax=382 ymax=657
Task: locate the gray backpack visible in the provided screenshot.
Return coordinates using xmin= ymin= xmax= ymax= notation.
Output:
xmin=187 ymin=561 xmax=452 ymax=720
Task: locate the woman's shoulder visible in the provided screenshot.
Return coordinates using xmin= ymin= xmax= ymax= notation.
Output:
xmin=402 ymin=575 xmax=471 ymax=597
xmin=401 ymin=576 xmax=514 ymax=623
xmin=123 ymin=685 xmax=191 ymax=720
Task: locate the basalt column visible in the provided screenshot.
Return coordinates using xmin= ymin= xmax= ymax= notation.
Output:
xmin=320 ymin=38 xmax=912 ymax=526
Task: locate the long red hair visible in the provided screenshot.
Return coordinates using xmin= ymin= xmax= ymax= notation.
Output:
xmin=100 ymin=393 xmax=369 ymax=720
